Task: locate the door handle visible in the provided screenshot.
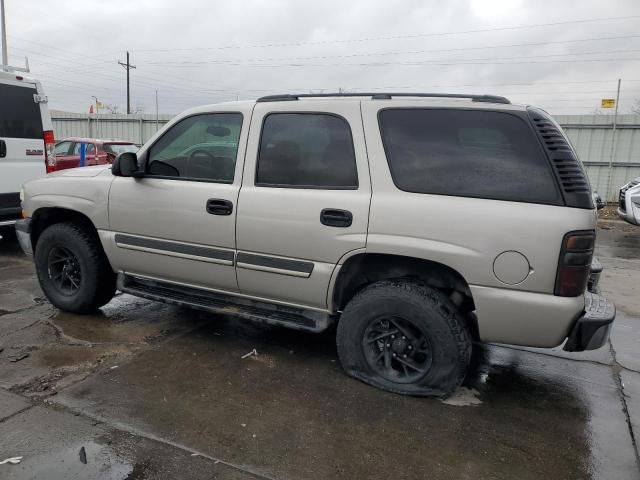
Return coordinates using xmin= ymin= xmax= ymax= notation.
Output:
xmin=0 ymin=140 xmax=6 ymax=158
xmin=320 ymin=208 xmax=353 ymax=227
xmin=206 ymin=198 xmax=233 ymax=216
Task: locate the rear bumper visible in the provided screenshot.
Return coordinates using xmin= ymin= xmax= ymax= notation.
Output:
xmin=15 ymin=218 xmax=33 ymax=256
xmin=563 ymin=292 xmax=615 ymax=352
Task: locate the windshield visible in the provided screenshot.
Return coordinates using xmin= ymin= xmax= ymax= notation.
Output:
xmin=104 ymin=143 xmax=138 ymax=155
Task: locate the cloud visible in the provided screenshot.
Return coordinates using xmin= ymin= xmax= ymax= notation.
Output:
xmin=4 ymin=0 xmax=640 ymax=114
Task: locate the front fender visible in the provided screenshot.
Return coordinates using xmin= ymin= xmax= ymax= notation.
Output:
xmin=22 ymin=172 xmax=113 ymax=230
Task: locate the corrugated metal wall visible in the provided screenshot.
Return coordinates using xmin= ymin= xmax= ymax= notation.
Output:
xmin=554 ymin=114 xmax=640 ymax=201
xmin=52 ymin=111 xmax=173 ymax=147
xmin=52 ymin=112 xmax=640 ymax=202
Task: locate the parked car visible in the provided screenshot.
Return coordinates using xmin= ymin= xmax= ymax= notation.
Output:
xmin=52 ymin=138 xmax=137 ymax=172
xmin=618 ymin=177 xmax=640 ymax=225
xmin=0 ymin=68 xmax=53 ymax=229
xmin=16 ymin=93 xmax=615 ymax=397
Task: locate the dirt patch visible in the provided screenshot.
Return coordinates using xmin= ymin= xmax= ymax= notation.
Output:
xmin=598 ymin=205 xmax=620 ymax=220
xmin=598 ymin=219 xmax=640 ymax=233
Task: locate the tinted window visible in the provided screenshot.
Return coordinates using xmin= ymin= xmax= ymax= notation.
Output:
xmin=256 ymin=113 xmax=357 ymax=188
xmin=54 ymin=141 xmax=72 ymax=155
xmin=0 ymin=83 xmax=43 ymax=139
xmin=379 ymin=109 xmax=560 ymax=204
xmin=147 ymin=113 xmax=242 ymax=182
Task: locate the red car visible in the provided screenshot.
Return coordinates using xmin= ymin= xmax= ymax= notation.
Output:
xmin=51 ymin=137 xmax=138 ymax=172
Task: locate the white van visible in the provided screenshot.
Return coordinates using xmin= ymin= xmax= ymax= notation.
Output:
xmin=0 ymin=68 xmax=53 ymax=227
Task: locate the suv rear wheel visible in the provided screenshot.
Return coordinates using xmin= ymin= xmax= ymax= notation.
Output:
xmin=35 ymin=222 xmax=116 ymax=313
xmin=336 ymin=280 xmax=471 ymax=397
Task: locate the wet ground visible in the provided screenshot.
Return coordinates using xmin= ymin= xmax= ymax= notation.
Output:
xmin=0 ymin=222 xmax=639 ymax=479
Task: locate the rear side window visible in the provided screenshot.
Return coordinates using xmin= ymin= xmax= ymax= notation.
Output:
xmin=378 ymin=109 xmax=560 ymax=204
xmin=256 ymin=113 xmax=358 ymax=188
xmin=0 ymin=83 xmax=43 ymax=139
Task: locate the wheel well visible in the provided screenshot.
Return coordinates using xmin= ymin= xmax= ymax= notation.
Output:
xmin=332 ymin=253 xmax=476 ymax=327
xmin=30 ymin=208 xmax=98 ymax=250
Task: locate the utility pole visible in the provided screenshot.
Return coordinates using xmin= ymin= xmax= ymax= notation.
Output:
xmin=118 ymin=51 xmax=136 ymax=114
xmin=155 ymin=89 xmax=159 ymax=131
xmin=606 ymin=78 xmax=622 ymax=202
xmin=1 ymin=0 xmax=8 ymax=67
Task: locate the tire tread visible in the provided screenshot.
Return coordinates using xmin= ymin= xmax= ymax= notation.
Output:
xmin=336 ymin=279 xmax=471 ymax=397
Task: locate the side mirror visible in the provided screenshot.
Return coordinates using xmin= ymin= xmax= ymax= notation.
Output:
xmin=112 ymin=152 xmax=142 ymax=177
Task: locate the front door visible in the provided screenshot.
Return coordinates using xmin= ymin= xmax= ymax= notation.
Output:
xmin=236 ymin=101 xmax=371 ymax=309
xmin=107 ymin=108 xmax=249 ymax=292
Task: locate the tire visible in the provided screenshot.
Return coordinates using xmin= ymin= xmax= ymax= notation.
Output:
xmin=336 ymin=279 xmax=471 ymax=397
xmin=35 ymin=222 xmax=116 ymax=313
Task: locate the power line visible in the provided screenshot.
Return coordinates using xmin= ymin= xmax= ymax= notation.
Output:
xmin=132 ymin=15 xmax=640 ymax=52
xmin=7 ymin=34 xmax=121 ymax=61
xmin=142 ymin=35 xmax=640 ymax=65
xmin=142 ymin=56 xmax=640 ymax=69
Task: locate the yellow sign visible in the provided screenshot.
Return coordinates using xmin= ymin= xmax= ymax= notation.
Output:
xmin=601 ymin=99 xmax=616 ymax=108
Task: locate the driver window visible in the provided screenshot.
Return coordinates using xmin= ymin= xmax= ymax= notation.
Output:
xmin=147 ymin=113 xmax=243 ymax=182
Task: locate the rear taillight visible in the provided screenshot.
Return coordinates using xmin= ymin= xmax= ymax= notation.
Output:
xmin=44 ymin=130 xmax=56 ymax=173
xmin=555 ymin=231 xmax=595 ymax=297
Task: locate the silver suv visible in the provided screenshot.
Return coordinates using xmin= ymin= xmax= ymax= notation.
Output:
xmin=16 ymin=93 xmax=615 ymax=397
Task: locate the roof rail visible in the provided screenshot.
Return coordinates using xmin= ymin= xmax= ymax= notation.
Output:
xmin=256 ymin=92 xmax=510 ymax=104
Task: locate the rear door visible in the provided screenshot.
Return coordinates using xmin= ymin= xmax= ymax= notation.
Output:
xmin=0 ymin=79 xmax=45 ymax=220
xmin=235 ymin=100 xmax=371 ymax=309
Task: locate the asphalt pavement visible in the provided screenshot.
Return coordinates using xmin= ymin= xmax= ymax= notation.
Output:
xmin=0 ymin=221 xmax=639 ymax=480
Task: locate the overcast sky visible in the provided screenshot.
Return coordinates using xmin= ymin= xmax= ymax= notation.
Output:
xmin=4 ymin=0 xmax=640 ymax=115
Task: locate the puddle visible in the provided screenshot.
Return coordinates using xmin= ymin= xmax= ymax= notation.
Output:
xmin=52 ymin=312 xmax=159 ymax=344
xmin=36 ymin=346 xmax=126 ymax=369
xmin=5 ymin=440 xmax=132 ymax=480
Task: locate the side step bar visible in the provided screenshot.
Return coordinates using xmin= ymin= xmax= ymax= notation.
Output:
xmin=118 ymin=273 xmax=333 ymax=333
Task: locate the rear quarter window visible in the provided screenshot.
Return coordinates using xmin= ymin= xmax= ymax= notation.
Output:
xmin=378 ymin=108 xmax=561 ymax=205
xmin=0 ymin=83 xmax=43 ymax=139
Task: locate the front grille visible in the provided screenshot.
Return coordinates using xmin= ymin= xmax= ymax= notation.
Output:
xmin=620 ymin=190 xmax=626 ymax=211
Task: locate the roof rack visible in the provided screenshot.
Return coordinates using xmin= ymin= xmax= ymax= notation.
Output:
xmin=256 ymin=92 xmax=510 ymax=104
xmin=0 ymin=57 xmax=31 ymax=73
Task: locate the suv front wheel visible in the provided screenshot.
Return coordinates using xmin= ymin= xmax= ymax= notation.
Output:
xmin=35 ymin=222 xmax=116 ymax=313
xmin=336 ymin=280 xmax=471 ymax=397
